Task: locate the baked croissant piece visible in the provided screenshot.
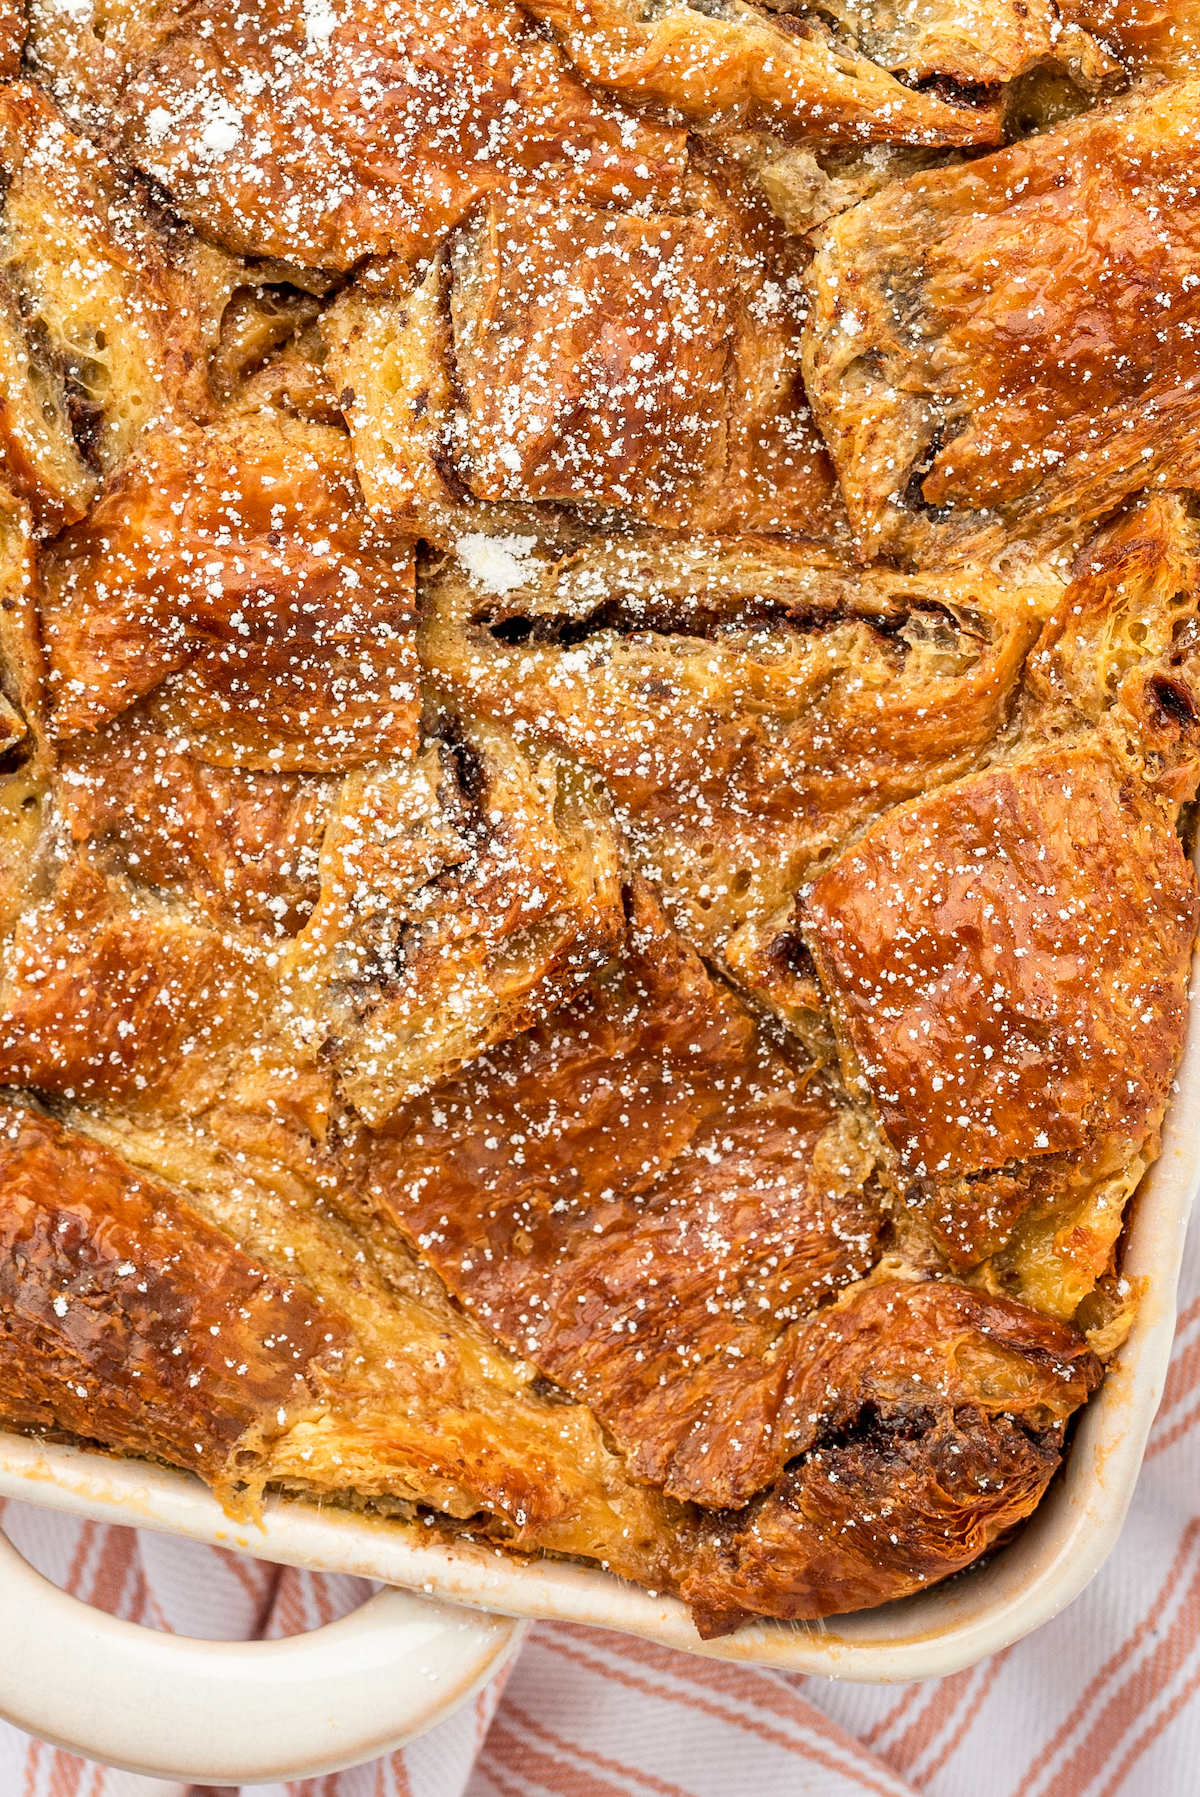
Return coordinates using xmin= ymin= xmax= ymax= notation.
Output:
xmin=322 ymin=172 xmax=843 ymax=540
xmin=804 ymin=78 xmax=1200 ymax=562
xmin=0 ymin=5 xmax=1197 ymax=1639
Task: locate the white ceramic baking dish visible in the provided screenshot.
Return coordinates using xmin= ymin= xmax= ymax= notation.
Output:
xmin=2 ymin=922 xmax=1199 ymax=1783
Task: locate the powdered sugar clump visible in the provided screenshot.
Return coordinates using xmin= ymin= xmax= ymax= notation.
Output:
xmin=302 ymin=0 xmax=339 ymax=47
xmin=455 ymin=533 xmax=537 ymax=596
xmin=198 ymin=97 xmax=244 ymax=155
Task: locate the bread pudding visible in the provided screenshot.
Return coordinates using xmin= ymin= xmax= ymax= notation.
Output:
xmin=0 ymin=0 xmax=1197 ymax=1639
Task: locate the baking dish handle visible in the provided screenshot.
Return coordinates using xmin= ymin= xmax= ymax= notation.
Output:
xmin=0 ymin=1523 xmax=524 ymax=1785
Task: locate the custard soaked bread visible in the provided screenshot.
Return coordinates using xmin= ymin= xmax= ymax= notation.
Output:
xmin=420 ymin=538 xmax=1057 ymax=950
xmin=0 ymin=0 xmax=1196 ymax=1637
xmin=0 ymin=82 xmax=234 ymax=533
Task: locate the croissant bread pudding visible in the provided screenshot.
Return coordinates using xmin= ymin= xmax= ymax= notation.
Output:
xmin=0 ymin=0 xmax=1197 ymax=1642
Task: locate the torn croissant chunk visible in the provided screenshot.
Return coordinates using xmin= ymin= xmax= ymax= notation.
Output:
xmin=804 ymin=79 xmax=1200 ymax=563
xmin=323 ymin=193 xmax=842 ymax=541
xmin=803 ymin=741 xmax=1197 ymax=1269
xmin=420 ymin=534 xmax=1057 ymax=951
xmin=0 ymin=82 xmax=235 ymax=535
xmin=285 ymin=719 xmax=625 ymax=1121
xmin=40 ymin=404 xmax=421 ymax=768
xmin=517 ymin=0 xmax=1081 ymax=144
xmin=105 ymin=0 xmax=687 ymax=268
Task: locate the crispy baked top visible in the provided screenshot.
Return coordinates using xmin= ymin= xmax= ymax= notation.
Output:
xmin=0 ymin=0 xmax=1197 ymax=1636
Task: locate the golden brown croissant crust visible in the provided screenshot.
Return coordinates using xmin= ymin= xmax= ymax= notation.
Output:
xmin=0 ymin=1 xmax=1196 ymax=1636
xmin=0 ymin=1101 xmax=348 ymax=1492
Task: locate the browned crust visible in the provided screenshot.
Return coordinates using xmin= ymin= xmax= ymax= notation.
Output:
xmin=0 ymin=855 xmax=270 ymax=1105
xmin=111 ymin=0 xmax=687 ymax=269
xmin=684 ymin=1405 xmax=1064 ymax=1632
xmin=1059 ymin=0 xmax=1200 ymax=73
xmin=802 ymin=744 xmax=1198 ymax=1264
xmin=517 ymin=0 xmax=1010 ymax=144
xmin=369 ymin=880 xmax=885 ymax=1508
xmin=447 ymin=196 xmax=840 ymax=536
xmin=57 ymin=723 xmax=335 ymax=936
xmin=0 ymin=0 xmax=25 ymax=76
xmin=679 ymin=1277 xmax=1101 ymax=1631
xmin=803 ymin=81 xmax=1200 ymax=562
xmin=40 ymin=409 xmax=419 ymax=767
xmin=0 ymin=1102 xmax=348 ymax=1494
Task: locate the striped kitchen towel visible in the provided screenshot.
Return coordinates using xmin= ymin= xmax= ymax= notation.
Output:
xmin=6 ymin=1213 xmax=1200 ymax=1797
